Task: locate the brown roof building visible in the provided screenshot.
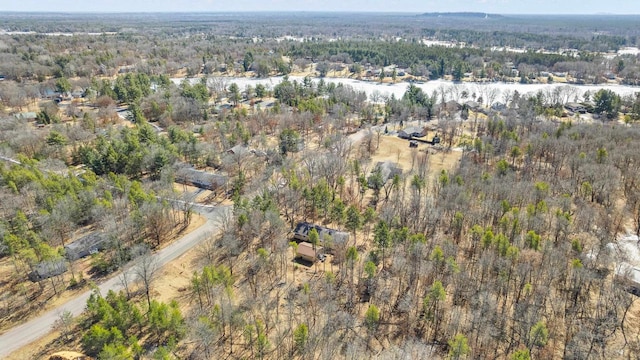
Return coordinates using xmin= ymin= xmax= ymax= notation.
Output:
xmin=296 ymin=242 xmax=323 ymax=263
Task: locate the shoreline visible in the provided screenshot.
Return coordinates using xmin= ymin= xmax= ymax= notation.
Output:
xmin=173 ymin=74 xmax=640 ymax=104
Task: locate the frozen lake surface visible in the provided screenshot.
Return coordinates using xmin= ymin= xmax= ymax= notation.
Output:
xmin=174 ymin=75 xmax=640 ymax=104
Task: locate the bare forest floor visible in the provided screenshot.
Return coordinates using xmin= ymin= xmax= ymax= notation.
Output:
xmin=5 ymin=69 xmax=640 ymax=359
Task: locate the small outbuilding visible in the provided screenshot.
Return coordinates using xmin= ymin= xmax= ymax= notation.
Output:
xmin=296 ymin=242 xmax=323 ymax=263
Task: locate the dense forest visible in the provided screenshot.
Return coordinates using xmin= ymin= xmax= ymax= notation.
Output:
xmin=1 ymin=13 xmax=640 ymax=85
xmin=1 ymin=12 xmax=640 ymax=360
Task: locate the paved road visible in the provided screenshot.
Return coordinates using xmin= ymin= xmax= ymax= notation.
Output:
xmin=0 ymin=155 xmax=21 ymax=165
xmin=0 ymin=205 xmax=230 ymax=358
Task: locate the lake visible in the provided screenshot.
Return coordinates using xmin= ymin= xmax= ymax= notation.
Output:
xmin=173 ymin=75 xmax=640 ymax=105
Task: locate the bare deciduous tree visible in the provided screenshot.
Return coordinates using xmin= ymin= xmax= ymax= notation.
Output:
xmin=132 ymin=246 xmax=159 ymax=310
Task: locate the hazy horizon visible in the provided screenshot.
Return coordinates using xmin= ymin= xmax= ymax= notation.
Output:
xmin=1 ymin=0 xmax=639 ymax=15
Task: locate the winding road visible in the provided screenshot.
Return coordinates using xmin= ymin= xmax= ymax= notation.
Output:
xmin=0 ymin=202 xmax=230 ymax=358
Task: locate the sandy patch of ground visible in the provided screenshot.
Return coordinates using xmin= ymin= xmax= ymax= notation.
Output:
xmin=147 ymin=214 xmax=210 ymax=308
xmin=46 ymin=350 xmax=88 ymax=360
xmin=368 ymin=134 xmax=462 ymax=178
xmin=152 ymin=253 xmax=196 ymax=306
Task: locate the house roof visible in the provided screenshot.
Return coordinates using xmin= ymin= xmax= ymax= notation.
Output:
xmin=29 ymin=258 xmax=68 ymax=281
xmin=434 ymin=100 xmax=462 ymax=113
xmin=399 ymin=126 xmax=426 ymax=139
xmin=14 ymin=112 xmax=37 ymax=120
xmin=175 ymin=165 xmax=228 ymax=189
xmin=465 ymin=101 xmax=481 ymax=109
xmin=400 ymin=126 xmax=424 ymax=135
xmin=294 ymin=222 xmax=349 ymax=245
xmin=64 ymin=232 xmax=109 ymax=259
xmin=446 ymin=100 xmax=462 ymax=109
xmin=66 ymin=231 xmax=107 ymax=249
xmin=42 ymin=88 xmax=59 ymax=97
xmin=491 ymin=102 xmax=507 ymax=111
xmin=227 ymin=144 xmax=249 ymax=155
xmin=565 ymin=102 xmax=586 ymax=109
xmin=297 ymin=242 xmax=323 ymax=258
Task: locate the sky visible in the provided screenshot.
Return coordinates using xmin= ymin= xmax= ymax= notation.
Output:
xmin=1 ymin=0 xmax=639 ymax=14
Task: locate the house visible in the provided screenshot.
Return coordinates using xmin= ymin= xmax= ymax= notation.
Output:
xmin=604 ymin=72 xmax=616 ymax=80
xmin=226 ymin=145 xmax=268 ymax=158
xmin=174 ymin=165 xmax=228 ymax=193
xmin=71 ymin=87 xmax=85 ymax=98
xmin=118 ymin=65 xmax=136 ymax=74
xmin=464 ymin=101 xmax=481 ymax=110
xmin=28 ymin=258 xmax=68 ymax=282
xmin=214 ymin=103 xmax=233 ymax=113
xmin=409 ymin=140 xmax=418 ymax=148
xmin=491 ymin=102 xmax=507 ymax=111
xmin=293 ymin=222 xmax=349 ymax=251
xmin=64 ymin=232 xmax=110 ymax=261
xmin=296 ymin=242 xmax=323 ymax=263
xmin=464 ymin=100 xmax=487 ymax=115
xmin=433 ymin=100 xmax=462 ymax=115
xmin=565 ymin=102 xmax=587 ymax=114
xmin=398 ymin=126 xmax=426 ymax=139
xmin=250 ymin=148 xmax=268 ymax=158
xmin=42 ymin=88 xmax=60 ymax=99
xmin=226 ymin=144 xmax=249 ymax=155
xmin=14 ymin=112 xmax=38 ymax=121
